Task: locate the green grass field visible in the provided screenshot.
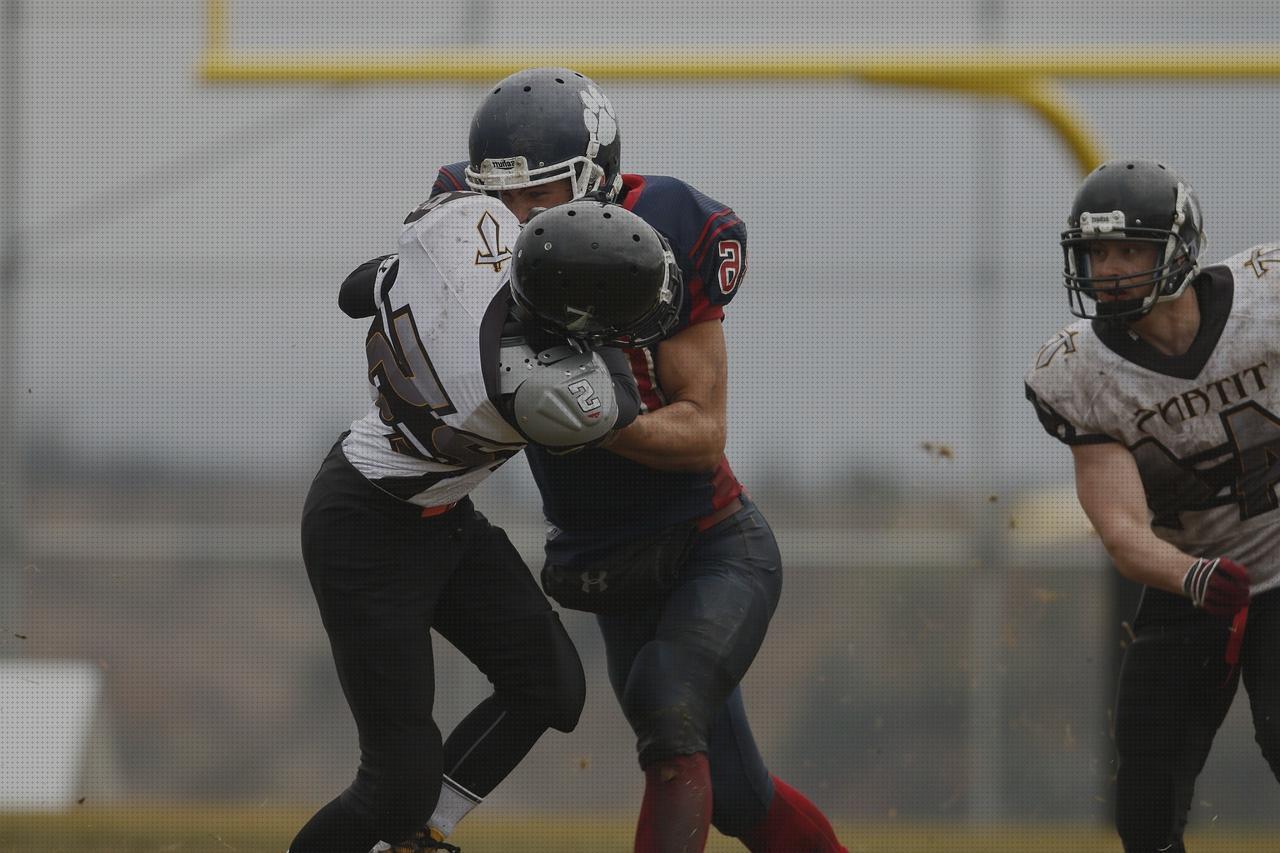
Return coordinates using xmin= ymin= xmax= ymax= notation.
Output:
xmin=2 ymin=807 xmax=1279 ymax=853
xmin=2 ymin=804 xmax=1280 ymax=850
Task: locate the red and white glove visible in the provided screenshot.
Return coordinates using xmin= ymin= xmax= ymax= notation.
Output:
xmin=1182 ymin=557 xmax=1250 ymax=618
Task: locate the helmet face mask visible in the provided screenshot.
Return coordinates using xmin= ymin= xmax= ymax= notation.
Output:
xmin=465 ymin=67 xmax=622 ymax=202
xmin=1060 ymin=161 xmax=1204 ymax=322
xmin=466 ymin=154 xmax=606 ymax=200
xmin=510 ymin=200 xmax=683 ymax=349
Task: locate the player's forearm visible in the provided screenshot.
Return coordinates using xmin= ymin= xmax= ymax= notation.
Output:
xmin=1098 ymin=520 xmax=1199 ymax=596
xmin=604 ymin=400 xmax=725 ymax=471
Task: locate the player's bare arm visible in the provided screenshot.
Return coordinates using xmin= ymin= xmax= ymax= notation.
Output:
xmin=604 ymin=320 xmax=727 ymax=472
xmin=1072 ymin=440 xmax=1250 ymax=619
xmin=1071 ymin=440 xmax=1201 ymax=596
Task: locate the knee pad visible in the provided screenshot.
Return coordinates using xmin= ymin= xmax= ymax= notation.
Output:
xmin=495 ymin=611 xmax=586 ymax=732
xmin=622 ymin=640 xmax=724 ymax=767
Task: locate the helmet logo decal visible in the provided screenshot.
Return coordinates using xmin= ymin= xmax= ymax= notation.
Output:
xmin=579 ymin=85 xmax=617 ymax=158
xmin=474 ymin=210 xmax=512 ymax=272
xmin=1174 ymin=182 xmax=1200 ymax=230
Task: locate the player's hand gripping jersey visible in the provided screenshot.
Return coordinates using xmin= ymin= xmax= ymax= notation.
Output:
xmin=433 ymin=166 xmax=748 ymax=546
xmin=1025 ymin=244 xmax=1280 ymax=593
xmin=342 ymin=192 xmax=636 ymax=508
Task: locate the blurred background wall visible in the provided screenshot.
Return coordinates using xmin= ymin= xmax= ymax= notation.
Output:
xmin=2 ymin=0 xmax=1280 ymax=827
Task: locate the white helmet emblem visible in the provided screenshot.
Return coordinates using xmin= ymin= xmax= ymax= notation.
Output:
xmin=580 ymin=85 xmax=618 ymax=156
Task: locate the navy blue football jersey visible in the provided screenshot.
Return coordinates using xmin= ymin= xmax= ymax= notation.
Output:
xmin=431 ymin=166 xmax=749 ymax=554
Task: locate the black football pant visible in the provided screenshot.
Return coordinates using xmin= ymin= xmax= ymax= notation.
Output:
xmin=1114 ymin=586 xmax=1280 ymax=853
xmin=290 ymin=441 xmax=585 ymax=851
xmin=594 ymin=498 xmax=783 ymax=839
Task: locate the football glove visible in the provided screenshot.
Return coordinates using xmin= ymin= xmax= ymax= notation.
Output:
xmin=1182 ymin=557 xmax=1250 ymax=618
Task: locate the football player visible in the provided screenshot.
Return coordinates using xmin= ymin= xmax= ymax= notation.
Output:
xmin=421 ymin=68 xmax=848 ymax=853
xmin=1026 ymin=160 xmax=1280 ymax=852
xmin=289 ymin=193 xmax=679 ymax=853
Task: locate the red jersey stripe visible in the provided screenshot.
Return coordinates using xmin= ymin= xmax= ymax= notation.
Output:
xmin=433 ymin=168 xmax=465 ymax=193
xmin=626 ymin=346 xmax=665 ymax=413
xmin=688 ymin=208 xmax=735 ymax=263
xmin=686 ymin=275 xmax=725 ymax=325
xmin=692 ymin=217 xmax=743 ymax=268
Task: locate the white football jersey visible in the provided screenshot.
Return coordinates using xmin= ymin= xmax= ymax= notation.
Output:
xmin=343 ymin=192 xmax=527 ymax=507
xmin=1026 ymin=244 xmax=1280 ymax=593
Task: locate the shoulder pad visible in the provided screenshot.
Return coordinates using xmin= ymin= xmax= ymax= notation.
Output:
xmin=404 ymin=190 xmax=480 ymax=224
xmin=1024 ymin=324 xmax=1114 ymax=446
xmin=498 ymin=340 xmax=618 ymax=447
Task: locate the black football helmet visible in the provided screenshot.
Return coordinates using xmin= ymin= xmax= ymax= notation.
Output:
xmin=1061 ymin=159 xmax=1204 ymax=320
xmin=510 ymin=200 xmax=682 ymax=348
xmin=465 ymin=67 xmax=623 ymax=202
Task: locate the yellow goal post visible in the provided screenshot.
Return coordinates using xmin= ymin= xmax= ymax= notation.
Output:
xmin=201 ymin=0 xmax=1280 ymax=175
